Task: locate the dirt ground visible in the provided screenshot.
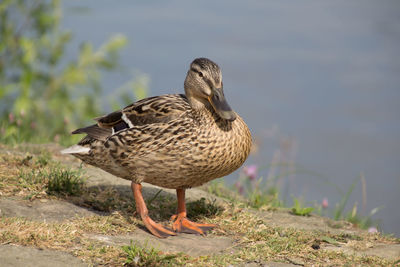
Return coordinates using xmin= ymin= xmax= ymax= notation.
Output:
xmin=0 ymin=144 xmax=399 ymax=266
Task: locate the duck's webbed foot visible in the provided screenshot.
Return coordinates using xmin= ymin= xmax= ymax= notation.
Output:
xmin=132 ymin=182 xmax=176 ymax=238
xmin=142 ymin=215 xmax=176 ymax=238
xmin=171 ymin=213 xmax=216 ymax=235
xmin=170 ymin=188 xmax=216 ymax=235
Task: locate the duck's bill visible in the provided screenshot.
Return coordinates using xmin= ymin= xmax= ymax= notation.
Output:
xmin=209 ymin=87 xmax=237 ymax=121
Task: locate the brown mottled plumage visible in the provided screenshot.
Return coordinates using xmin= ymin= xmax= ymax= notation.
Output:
xmin=62 ymin=58 xmax=252 ymax=237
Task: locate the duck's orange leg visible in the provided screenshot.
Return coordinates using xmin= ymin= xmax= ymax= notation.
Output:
xmin=171 ymin=189 xmax=216 ymax=235
xmin=131 ymin=182 xmax=176 ymax=238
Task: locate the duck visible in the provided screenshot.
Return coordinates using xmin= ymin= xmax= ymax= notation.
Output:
xmin=62 ymin=58 xmax=252 ymax=238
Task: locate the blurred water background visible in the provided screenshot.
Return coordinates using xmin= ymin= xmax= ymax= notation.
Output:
xmin=61 ymin=0 xmax=400 ymax=235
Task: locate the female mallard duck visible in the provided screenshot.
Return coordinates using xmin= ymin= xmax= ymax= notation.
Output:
xmin=62 ymin=58 xmax=252 ymax=238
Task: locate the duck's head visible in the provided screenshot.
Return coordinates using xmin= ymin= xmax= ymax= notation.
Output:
xmin=184 ymin=58 xmax=236 ymax=121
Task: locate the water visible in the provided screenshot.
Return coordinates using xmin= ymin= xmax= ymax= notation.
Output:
xmin=62 ymin=0 xmax=400 ymax=235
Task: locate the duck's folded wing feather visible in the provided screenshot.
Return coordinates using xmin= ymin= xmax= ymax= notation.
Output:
xmin=72 ymin=94 xmax=190 ymax=141
xmin=72 ymin=124 xmax=112 ymax=141
xmin=96 ymin=94 xmax=189 ymax=129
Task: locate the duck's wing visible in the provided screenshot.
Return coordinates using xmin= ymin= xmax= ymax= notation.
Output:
xmin=72 ymin=94 xmax=189 ymax=141
xmin=72 ymin=124 xmax=112 ymax=142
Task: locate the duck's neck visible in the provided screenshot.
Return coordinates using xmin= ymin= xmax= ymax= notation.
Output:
xmin=186 ymin=93 xmax=212 ymax=112
xmin=186 ymin=93 xmax=234 ymax=132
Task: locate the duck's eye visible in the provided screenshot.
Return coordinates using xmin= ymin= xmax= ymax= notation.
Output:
xmin=190 ymin=68 xmax=204 ymax=78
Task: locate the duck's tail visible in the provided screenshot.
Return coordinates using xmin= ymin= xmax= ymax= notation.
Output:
xmin=61 ymin=145 xmax=90 ymax=154
xmin=61 ymin=124 xmax=112 ymax=155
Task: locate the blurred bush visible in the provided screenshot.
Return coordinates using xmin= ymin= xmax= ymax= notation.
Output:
xmin=0 ymin=0 xmax=146 ymax=145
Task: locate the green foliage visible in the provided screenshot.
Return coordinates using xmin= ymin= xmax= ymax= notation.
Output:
xmin=233 ymin=163 xmax=380 ymax=229
xmin=0 ymin=0 xmax=146 ymax=145
xmin=122 ymin=241 xmax=180 ymax=267
xmin=329 ymin=174 xmax=381 ymax=229
xmin=145 ymin=189 xmax=163 ymax=207
xmin=248 ymin=185 xmax=281 ymax=209
xmin=291 ymin=198 xmax=314 ymax=216
xmin=321 ymin=236 xmax=339 ymax=246
xmin=334 ymin=176 xmax=359 ymax=221
xmin=19 ymin=162 xmax=85 ymax=196
xmin=233 ymin=168 xmax=282 ymax=209
xmin=46 ymin=165 xmax=85 ymax=196
xmin=186 ymin=197 xmax=224 ymax=220
xmin=206 ymin=179 xmax=241 ymax=202
xmin=343 ymin=203 xmax=383 ymax=230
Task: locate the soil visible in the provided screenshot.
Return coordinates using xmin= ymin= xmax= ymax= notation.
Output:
xmin=0 ymin=144 xmax=399 ymax=266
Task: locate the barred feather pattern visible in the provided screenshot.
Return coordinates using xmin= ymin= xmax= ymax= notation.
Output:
xmin=72 ymin=95 xmax=251 ymax=189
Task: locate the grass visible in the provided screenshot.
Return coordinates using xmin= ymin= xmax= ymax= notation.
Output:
xmin=46 ymin=165 xmax=85 ymax=196
xmin=122 ymin=241 xmax=182 ymax=267
xmin=334 ymin=175 xmax=360 ymax=220
xmin=0 ymin=206 xmax=397 ymax=266
xmin=186 ymin=197 xmax=224 ymax=220
xmin=19 ymin=165 xmax=85 ymax=197
xmin=290 ymin=198 xmax=314 ymax=216
xmin=0 ymin=144 xmax=398 ymax=266
xmin=0 ymin=150 xmax=86 ymax=199
xmin=218 ymin=161 xmax=382 ymax=230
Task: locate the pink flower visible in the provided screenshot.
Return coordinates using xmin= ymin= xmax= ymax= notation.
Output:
xmin=244 ymin=164 xmax=258 ymax=181
xmin=30 ymin=122 xmax=36 ymax=129
xmin=8 ymin=113 xmax=14 ymax=123
xmin=322 ymin=198 xmax=329 ymax=209
xmin=368 ymin=227 xmax=378 ymax=233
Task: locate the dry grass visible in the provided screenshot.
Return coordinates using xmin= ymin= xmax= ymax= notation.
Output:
xmin=200 ymin=205 xmax=397 ymax=266
xmin=0 ymin=214 xmax=139 ymax=266
xmin=0 ymin=207 xmax=396 ymax=266
xmin=0 ymin=144 xmax=399 ymax=266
